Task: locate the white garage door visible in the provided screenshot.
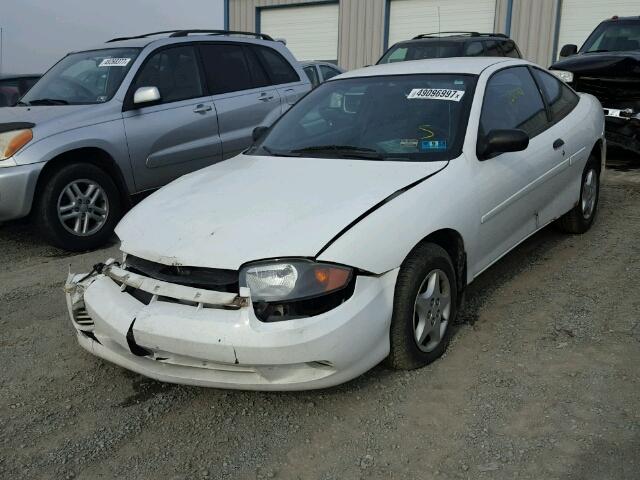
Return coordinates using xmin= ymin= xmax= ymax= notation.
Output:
xmin=388 ymin=0 xmax=497 ymax=47
xmin=259 ymin=3 xmax=339 ymax=62
xmin=558 ymin=0 xmax=639 ymax=51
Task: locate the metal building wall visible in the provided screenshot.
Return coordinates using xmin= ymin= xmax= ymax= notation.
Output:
xmin=229 ymin=0 xmax=556 ymax=70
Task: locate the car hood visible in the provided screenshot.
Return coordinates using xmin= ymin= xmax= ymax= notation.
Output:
xmin=0 ymin=103 xmax=120 ymax=138
xmin=550 ymin=51 xmax=640 ymax=77
xmin=117 ymin=154 xmax=448 ymax=270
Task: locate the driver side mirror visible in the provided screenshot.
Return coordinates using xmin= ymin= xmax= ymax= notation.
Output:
xmin=133 ymin=86 xmax=160 ymax=106
xmin=478 ymin=129 xmax=529 ymax=160
xmin=559 ymin=44 xmax=578 ymax=58
xmin=252 ymin=126 xmax=269 ymax=143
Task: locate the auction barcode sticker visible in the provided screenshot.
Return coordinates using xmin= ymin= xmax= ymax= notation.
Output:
xmin=99 ymin=58 xmax=131 ymax=67
xmin=407 ymin=88 xmax=465 ymax=101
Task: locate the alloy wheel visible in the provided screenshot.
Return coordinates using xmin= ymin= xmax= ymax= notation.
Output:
xmin=57 ymin=179 xmax=109 ymax=236
xmin=413 ymin=269 xmax=452 ymax=353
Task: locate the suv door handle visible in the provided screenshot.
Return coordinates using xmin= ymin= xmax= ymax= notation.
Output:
xmin=259 ymin=93 xmax=275 ymax=102
xmin=553 ymin=138 xmax=565 ymax=150
xmin=193 ymin=104 xmax=212 ymax=113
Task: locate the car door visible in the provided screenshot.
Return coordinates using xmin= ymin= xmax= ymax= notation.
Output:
xmin=253 ymin=45 xmax=308 ymax=111
xmin=122 ymin=45 xmax=222 ymax=191
xmin=471 ymin=66 xmax=554 ymax=275
xmin=199 ymin=42 xmax=282 ymax=160
xmin=530 ymin=67 xmax=584 ymax=225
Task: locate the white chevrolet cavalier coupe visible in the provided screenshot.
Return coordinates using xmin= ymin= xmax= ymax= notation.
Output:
xmin=66 ymin=58 xmax=605 ymax=390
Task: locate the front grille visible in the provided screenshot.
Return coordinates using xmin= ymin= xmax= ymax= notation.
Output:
xmin=574 ymin=76 xmax=640 ymax=103
xmin=124 ymin=255 xmax=239 ymax=293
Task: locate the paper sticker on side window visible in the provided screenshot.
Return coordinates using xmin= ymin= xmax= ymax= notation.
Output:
xmin=99 ymin=58 xmax=131 ymax=67
xmin=407 ymin=88 xmax=465 ymax=101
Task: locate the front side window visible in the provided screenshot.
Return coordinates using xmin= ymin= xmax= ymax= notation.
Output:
xmin=581 ymin=21 xmax=640 ymax=53
xmin=320 ymin=65 xmax=340 ymax=81
xmin=22 ymin=48 xmax=140 ymax=105
xmin=378 ymin=42 xmax=464 ymax=64
xmin=480 ymin=67 xmax=548 ymax=138
xmin=250 ymin=74 xmax=477 ymax=162
xmin=532 ymin=68 xmax=579 ymax=123
xmin=253 ymin=46 xmax=299 ymax=85
xmin=133 ymin=46 xmax=203 ymax=104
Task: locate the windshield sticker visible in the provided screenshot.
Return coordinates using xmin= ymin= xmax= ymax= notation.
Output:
xmin=99 ymin=58 xmax=131 ymax=67
xmin=400 ymin=139 xmax=419 ymax=148
xmin=420 ymin=140 xmax=448 ymax=151
xmin=418 ymin=125 xmax=435 ymax=139
xmin=407 ymin=88 xmax=465 ymax=101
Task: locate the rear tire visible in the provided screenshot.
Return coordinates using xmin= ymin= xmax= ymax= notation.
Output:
xmin=35 ymin=162 xmax=122 ymax=251
xmin=556 ymin=155 xmax=600 ymax=234
xmin=387 ymin=243 xmax=458 ymax=370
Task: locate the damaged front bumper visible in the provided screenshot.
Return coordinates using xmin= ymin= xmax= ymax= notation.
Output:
xmin=65 ymin=259 xmax=397 ymax=391
xmin=603 ymin=107 xmax=640 ymax=154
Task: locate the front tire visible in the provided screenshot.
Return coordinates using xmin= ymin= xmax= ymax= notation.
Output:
xmin=556 ymin=155 xmax=600 ymax=234
xmin=35 ymin=163 xmax=122 ymax=251
xmin=387 ymin=243 xmax=458 ymax=370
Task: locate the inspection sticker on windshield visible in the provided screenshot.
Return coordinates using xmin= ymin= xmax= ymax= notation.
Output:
xmin=99 ymin=58 xmax=131 ymax=67
xmin=407 ymin=88 xmax=465 ymax=101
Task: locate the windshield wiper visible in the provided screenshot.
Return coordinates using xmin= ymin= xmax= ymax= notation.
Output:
xmin=16 ymin=101 xmax=30 ymax=106
xmin=290 ymin=145 xmax=384 ymax=160
xmin=585 ymin=49 xmax=610 ymax=54
xmin=261 ymin=145 xmax=301 ymax=157
xmin=27 ymin=98 xmax=69 ymax=105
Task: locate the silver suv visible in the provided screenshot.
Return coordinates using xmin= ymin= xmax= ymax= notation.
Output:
xmin=0 ymin=30 xmax=310 ymax=250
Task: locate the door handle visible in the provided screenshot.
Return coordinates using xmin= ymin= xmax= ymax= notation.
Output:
xmin=259 ymin=93 xmax=275 ymax=102
xmin=553 ymin=138 xmax=565 ymax=150
xmin=193 ymin=104 xmax=212 ymax=113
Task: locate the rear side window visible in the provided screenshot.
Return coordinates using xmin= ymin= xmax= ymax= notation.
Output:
xmin=244 ymin=47 xmax=271 ymax=88
xmin=199 ymin=44 xmax=252 ymax=94
xmin=483 ymin=40 xmax=502 ymax=56
xmin=253 ymin=46 xmax=299 ymax=85
xmin=304 ymin=66 xmax=320 ymax=88
xmin=320 ymin=65 xmax=340 ymax=81
xmin=480 ymin=66 xmax=548 ymax=138
xmin=464 ymin=41 xmax=484 ymax=56
xmin=532 ymin=68 xmax=579 ymax=123
xmin=500 ymin=40 xmax=520 ymax=58
xmin=133 ymin=46 xmax=203 ymax=103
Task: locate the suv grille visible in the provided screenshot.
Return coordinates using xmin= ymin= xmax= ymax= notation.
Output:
xmin=124 ymin=255 xmax=239 ymax=293
xmin=574 ymin=76 xmax=640 ymax=103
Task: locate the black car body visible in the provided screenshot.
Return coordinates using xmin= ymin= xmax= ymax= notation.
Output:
xmin=550 ymin=17 xmax=640 ymax=154
xmin=377 ymin=31 xmax=522 ymax=64
xmin=0 ymin=74 xmax=41 ymax=107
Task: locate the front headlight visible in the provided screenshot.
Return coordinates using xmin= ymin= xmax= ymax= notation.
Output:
xmin=551 ymin=70 xmax=574 ymax=83
xmin=0 ymin=129 xmax=33 ymax=160
xmin=239 ymin=259 xmax=353 ymax=303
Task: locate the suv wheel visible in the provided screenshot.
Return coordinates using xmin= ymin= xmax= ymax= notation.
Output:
xmin=36 ymin=163 xmax=122 ymax=251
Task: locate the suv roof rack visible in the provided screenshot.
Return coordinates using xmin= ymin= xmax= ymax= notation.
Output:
xmin=412 ymin=31 xmax=509 ymax=39
xmin=107 ymin=29 xmax=273 ymax=43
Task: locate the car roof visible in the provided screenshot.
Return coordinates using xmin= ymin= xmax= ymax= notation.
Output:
xmin=337 ymin=57 xmax=523 ymax=79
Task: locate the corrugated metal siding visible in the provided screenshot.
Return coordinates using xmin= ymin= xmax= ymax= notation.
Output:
xmin=510 ymin=0 xmax=559 ymax=67
xmin=338 ymin=0 xmax=385 ymax=69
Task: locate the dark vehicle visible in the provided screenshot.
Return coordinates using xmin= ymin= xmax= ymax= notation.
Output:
xmin=0 ymin=74 xmax=41 ymax=106
xmin=377 ymin=31 xmax=522 ymax=64
xmin=550 ymin=16 xmax=640 ymax=154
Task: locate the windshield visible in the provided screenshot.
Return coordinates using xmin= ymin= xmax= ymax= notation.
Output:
xmin=250 ymin=74 xmax=477 ymax=162
xmin=21 ymin=48 xmax=140 ymax=105
xmin=581 ymin=21 xmax=640 ymax=53
xmin=379 ymin=42 xmax=464 ymax=64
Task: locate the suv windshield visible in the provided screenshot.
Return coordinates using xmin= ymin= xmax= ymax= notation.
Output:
xmin=21 ymin=48 xmax=140 ymax=105
xmin=581 ymin=21 xmax=640 ymax=53
xmin=251 ymin=74 xmax=477 ymax=162
xmin=379 ymin=42 xmax=464 ymax=63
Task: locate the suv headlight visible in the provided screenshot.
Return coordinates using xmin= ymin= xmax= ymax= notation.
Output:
xmin=0 ymin=129 xmax=33 ymax=161
xmin=239 ymin=259 xmax=353 ymax=303
xmin=551 ymin=70 xmax=574 ymax=83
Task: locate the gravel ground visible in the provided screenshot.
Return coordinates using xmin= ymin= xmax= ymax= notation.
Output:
xmin=1 ymin=155 xmax=639 ymax=480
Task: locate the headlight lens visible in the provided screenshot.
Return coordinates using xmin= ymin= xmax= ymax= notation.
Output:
xmin=240 ymin=259 xmax=353 ymax=302
xmin=0 ymin=129 xmax=33 ymax=160
xmin=551 ymin=70 xmax=574 ymax=83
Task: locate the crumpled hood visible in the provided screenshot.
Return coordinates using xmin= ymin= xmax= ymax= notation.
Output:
xmin=550 ymin=51 xmax=640 ymax=77
xmin=117 ymin=154 xmax=447 ymax=269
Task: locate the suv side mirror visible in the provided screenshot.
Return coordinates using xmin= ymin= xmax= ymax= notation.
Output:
xmin=559 ymin=44 xmax=578 ymax=58
xmin=478 ymin=129 xmax=529 ymax=160
xmin=133 ymin=86 xmax=160 ymax=106
xmin=252 ymin=126 xmax=269 ymax=142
